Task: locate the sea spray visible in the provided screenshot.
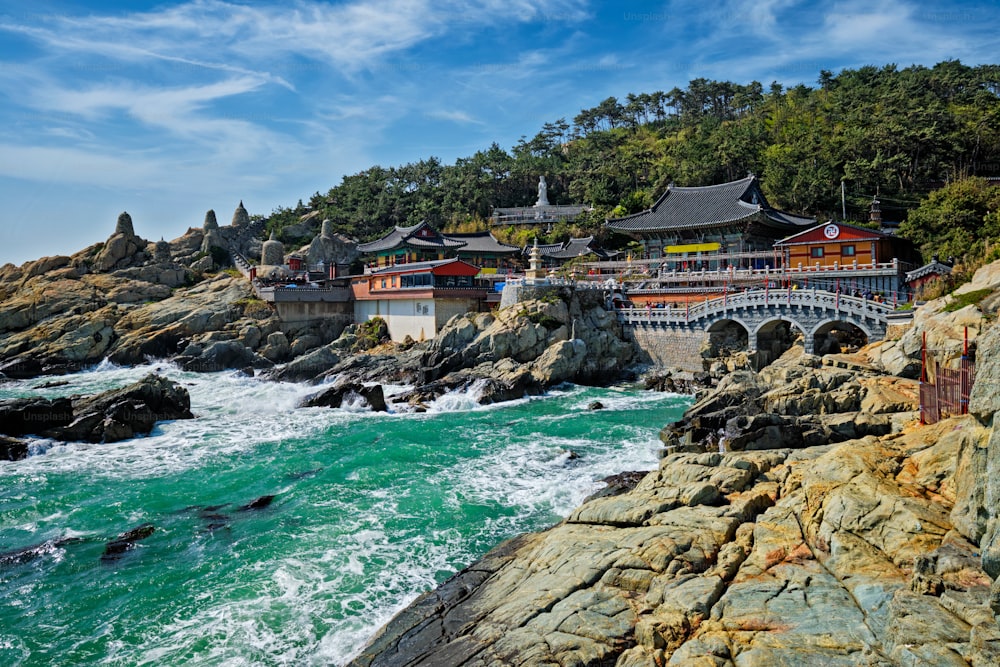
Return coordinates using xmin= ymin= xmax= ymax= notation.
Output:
xmin=0 ymin=363 xmax=690 ymax=666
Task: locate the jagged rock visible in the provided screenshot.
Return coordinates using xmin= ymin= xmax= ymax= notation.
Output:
xmin=0 ymin=435 xmax=28 ymax=460
xmin=0 ymin=396 xmax=74 ymax=436
xmin=66 ymin=373 xmax=193 ymax=443
xmin=180 ymin=340 xmax=259 ymax=373
xmin=300 ymin=382 xmax=387 ymax=412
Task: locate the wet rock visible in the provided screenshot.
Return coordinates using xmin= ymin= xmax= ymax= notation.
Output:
xmin=240 ymin=495 xmax=275 ymax=511
xmin=300 ymin=382 xmax=387 ymax=412
xmin=102 ymin=523 xmax=155 ymax=561
xmin=0 ymin=435 xmax=28 ymax=461
xmin=0 ymin=537 xmax=82 ymax=567
xmin=0 ymin=396 xmax=74 ymax=436
xmin=3 ymin=374 xmax=194 ymax=446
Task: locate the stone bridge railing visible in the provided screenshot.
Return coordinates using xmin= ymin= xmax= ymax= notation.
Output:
xmin=619 ymin=288 xmax=894 ymax=327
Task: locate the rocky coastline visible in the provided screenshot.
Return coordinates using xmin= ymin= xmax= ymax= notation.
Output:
xmin=343 ymin=265 xmax=1000 ymax=666
xmin=5 ymin=217 xmax=1000 ymax=665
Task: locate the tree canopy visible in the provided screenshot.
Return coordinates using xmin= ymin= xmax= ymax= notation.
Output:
xmin=269 ymin=60 xmax=1000 ymax=259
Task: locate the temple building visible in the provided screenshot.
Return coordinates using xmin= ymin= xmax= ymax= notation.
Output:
xmin=444 ymin=231 xmax=521 ymax=274
xmin=605 ymin=175 xmax=815 ymax=269
xmin=357 ymin=222 xmax=466 ymax=268
xmin=350 ymin=258 xmax=487 ymax=341
xmin=529 ymin=236 xmax=618 ymax=269
xmin=356 ymin=222 xmax=520 ymax=276
xmin=905 ymin=256 xmax=954 ymax=292
xmin=773 ymin=221 xmax=920 ymax=299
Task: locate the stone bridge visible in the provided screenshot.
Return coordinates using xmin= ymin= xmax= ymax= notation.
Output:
xmin=619 ymin=288 xmax=904 ymax=370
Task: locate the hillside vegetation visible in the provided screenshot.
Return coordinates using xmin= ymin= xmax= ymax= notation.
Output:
xmin=267 ymin=60 xmax=1000 ymax=260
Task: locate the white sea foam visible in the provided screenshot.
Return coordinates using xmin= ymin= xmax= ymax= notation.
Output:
xmin=2 ymin=363 xmax=691 ymax=667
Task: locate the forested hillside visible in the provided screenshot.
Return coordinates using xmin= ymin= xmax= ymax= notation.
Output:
xmin=268 ymin=60 xmax=1000 ymax=260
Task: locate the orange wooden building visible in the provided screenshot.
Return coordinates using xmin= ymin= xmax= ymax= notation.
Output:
xmin=773 ymin=221 xmax=909 ymax=269
xmin=351 ymin=258 xmax=488 ymax=341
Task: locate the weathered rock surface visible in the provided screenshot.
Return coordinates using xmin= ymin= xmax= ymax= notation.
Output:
xmin=351 ymin=417 xmax=996 ymax=667
xmin=0 ymin=374 xmax=193 ymax=454
xmin=300 ymin=382 xmax=388 ymax=412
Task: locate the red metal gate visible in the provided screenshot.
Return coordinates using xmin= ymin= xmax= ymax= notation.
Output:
xmin=920 ymin=329 xmax=976 ymax=425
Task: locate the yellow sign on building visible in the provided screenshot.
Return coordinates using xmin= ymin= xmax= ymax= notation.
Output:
xmin=663 ymin=242 xmax=721 ymax=254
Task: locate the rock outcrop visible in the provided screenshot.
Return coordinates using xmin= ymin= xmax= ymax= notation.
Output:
xmin=294 ymin=289 xmax=638 ymax=407
xmin=0 ymin=374 xmax=193 ymax=457
xmin=351 ymin=270 xmax=1000 ymax=666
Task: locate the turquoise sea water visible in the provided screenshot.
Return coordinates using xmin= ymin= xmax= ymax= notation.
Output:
xmin=0 ymin=362 xmax=690 ymax=666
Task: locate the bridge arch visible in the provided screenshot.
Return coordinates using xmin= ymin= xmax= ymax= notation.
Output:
xmin=811 ymin=318 xmax=873 ymax=355
xmin=752 ymin=317 xmax=807 ymax=366
xmin=706 ymin=318 xmax=751 ymax=355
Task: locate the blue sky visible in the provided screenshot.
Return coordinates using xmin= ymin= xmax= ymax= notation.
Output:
xmin=0 ymin=0 xmax=997 ymax=266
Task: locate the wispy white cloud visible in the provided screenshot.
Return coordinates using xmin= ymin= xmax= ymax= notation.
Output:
xmin=427 ymin=110 xmax=485 ymax=125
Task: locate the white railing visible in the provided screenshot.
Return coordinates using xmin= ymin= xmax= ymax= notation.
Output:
xmin=503 ymin=277 xmax=618 ymax=290
xmin=618 ymin=288 xmax=895 ymax=325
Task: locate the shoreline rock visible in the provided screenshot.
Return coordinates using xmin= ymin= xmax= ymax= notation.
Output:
xmin=346 ymin=283 xmax=1000 ymax=666
xmin=0 ymin=373 xmax=194 ymax=459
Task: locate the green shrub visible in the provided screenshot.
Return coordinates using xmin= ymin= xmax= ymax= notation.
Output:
xmin=943 ymin=288 xmax=992 ymax=312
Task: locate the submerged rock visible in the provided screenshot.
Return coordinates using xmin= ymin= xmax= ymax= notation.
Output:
xmin=239 ymin=495 xmax=276 ymax=511
xmin=102 ymin=523 xmax=155 ymax=561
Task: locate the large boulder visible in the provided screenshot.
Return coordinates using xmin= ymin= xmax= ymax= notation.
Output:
xmin=0 ymin=374 xmax=192 ymax=447
xmin=530 ymin=339 xmax=587 ymax=385
xmin=179 ymin=340 xmax=259 ymax=373
xmin=300 ymin=382 xmax=387 ymax=412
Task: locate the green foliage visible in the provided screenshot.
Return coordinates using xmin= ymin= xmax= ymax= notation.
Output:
xmin=354 ymin=317 xmax=390 ymax=351
xmin=943 ymin=288 xmax=993 ymax=312
xmin=527 ymin=312 xmax=563 ymax=329
xmin=234 ymin=296 xmax=273 ymax=319
xmin=263 ymin=60 xmax=1000 ymax=255
xmin=898 ymin=177 xmax=1000 ymax=261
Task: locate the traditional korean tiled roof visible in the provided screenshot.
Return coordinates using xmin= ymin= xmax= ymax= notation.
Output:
xmin=367 ymin=258 xmax=477 ymax=275
xmin=446 ymin=232 xmax=520 ymax=255
xmin=905 ymin=260 xmax=953 ymax=283
xmin=357 ymin=222 xmax=466 ymax=253
xmin=606 ymin=176 xmax=814 ymax=233
xmin=526 ymin=236 xmax=617 ymax=260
